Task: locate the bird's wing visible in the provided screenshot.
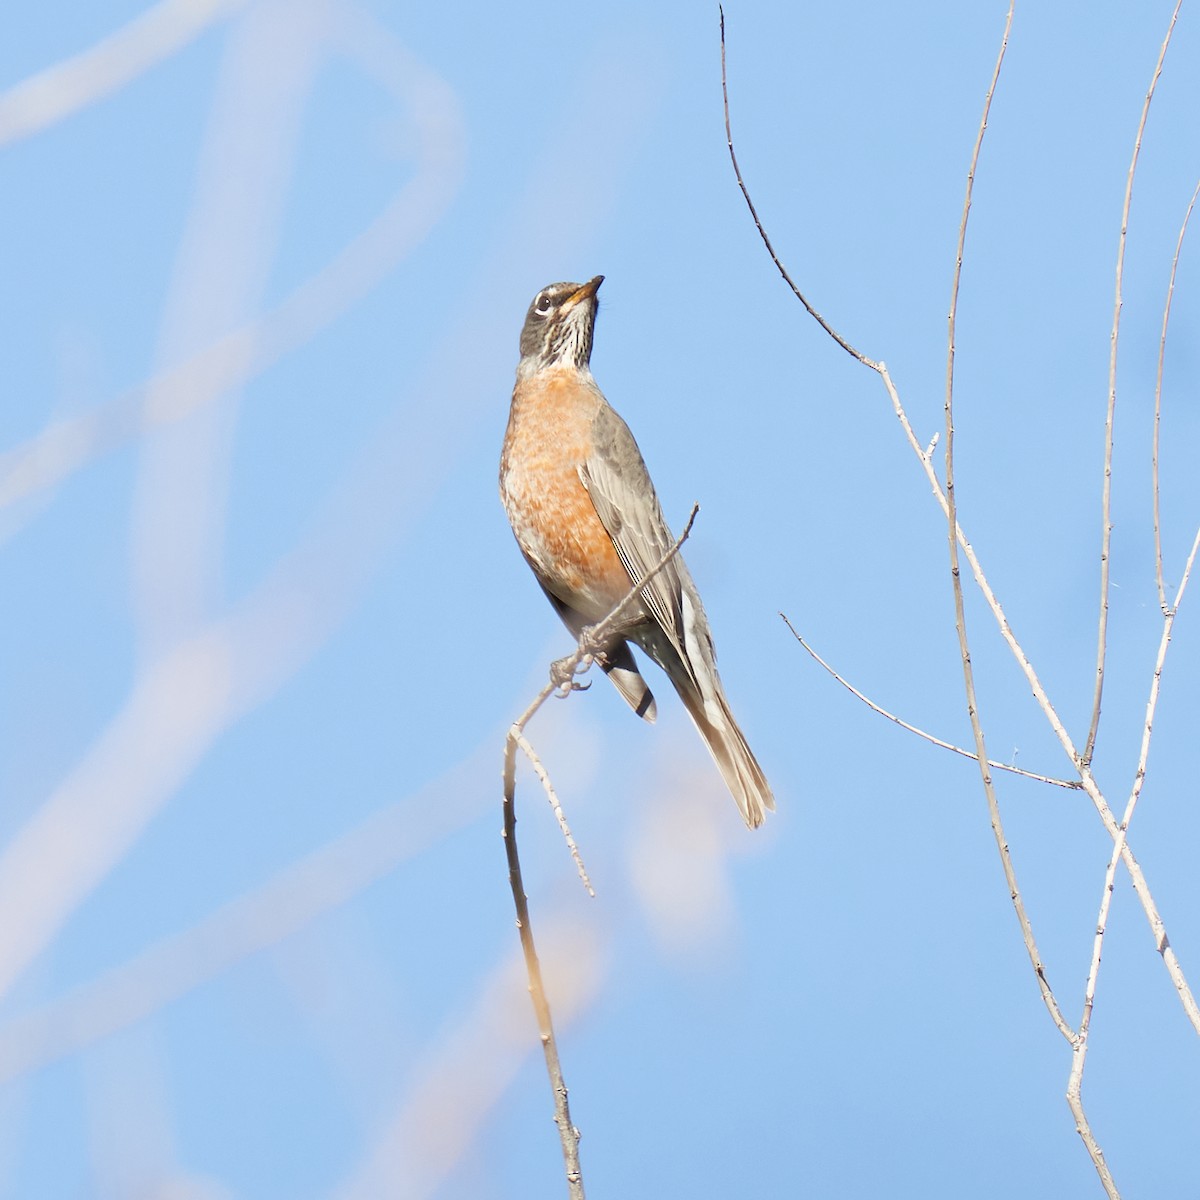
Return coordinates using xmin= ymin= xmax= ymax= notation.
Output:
xmin=580 ymin=401 xmax=693 ymax=659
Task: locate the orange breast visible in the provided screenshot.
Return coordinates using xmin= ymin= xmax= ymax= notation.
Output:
xmin=500 ymin=369 xmax=633 ymax=622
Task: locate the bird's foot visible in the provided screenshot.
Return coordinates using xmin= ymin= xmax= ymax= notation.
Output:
xmin=550 ymin=652 xmax=593 ymax=698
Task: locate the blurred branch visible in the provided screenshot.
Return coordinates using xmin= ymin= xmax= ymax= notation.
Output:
xmin=0 ymin=0 xmax=248 ymax=147
xmin=331 ymin=916 xmax=606 ymax=1200
xmin=780 ymin=614 xmax=1079 ymax=789
xmin=0 ymin=3 xmax=466 ymax=526
xmin=1085 ymin=0 xmax=1183 ymax=767
xmin=0 ymin=746 xmax=489 ymax=1084
xmin=501 ymin=504 xmax=698 ymax=1200
xmin=1153 ymin=176 xmax=1200 ymax=613
xmin=0 ymin=8 xmax=472 ymax=1004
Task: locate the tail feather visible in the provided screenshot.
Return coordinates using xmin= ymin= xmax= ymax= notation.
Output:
xmin=602 ymin=640 xmax=657 ymax=722
xmin=677 ymin=682 xmax=774 ymax=828
xmin=628 ymin=621 xmax=774 ymax=828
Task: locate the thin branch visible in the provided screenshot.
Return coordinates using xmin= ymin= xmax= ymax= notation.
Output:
xmin=720 ymin=6 xmax=876 ymax=367
xmin=501 ymin=505 xmax=700 ymax=1200
xmin=1118 ymin=524 xmax=1200 ymax=1029
xmin=781 ymin=614 xmax=1079 ymax=789
xmin=948 ymin=4 xmax=1123 ymax=1185
xmin=1067 ymin=849 xmax=1123 ymax=1200
xmin=1153 ymin=177 xmax=1200 ymax=613
xmin=502 ymin=728 xmax=585 ymax=1200
xmin=941 ymin=0 xmax=1075 ymax=1047
xmin=1084 ymin=0 xmax=1183 ymax=765
xmin=1131 ymin=525 xmax=1200 ymax=838
xmin=513 ymin=730 xmax=594 ymax=896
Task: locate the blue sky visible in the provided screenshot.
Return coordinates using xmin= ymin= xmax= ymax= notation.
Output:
xmin=1 ymin=1 xmax=1198 ymax=1196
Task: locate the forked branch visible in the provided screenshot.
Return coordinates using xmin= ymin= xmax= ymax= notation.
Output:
xmin=722 ymin=0 xmax=1070 ymax=1038
xmin=781 ymin=615 xmax=1079 ymax=789
xmin=719 ymin=3 xmax=1198 ymax=1043
xmin=722 ymin=5 xmax=1200 ymax=1195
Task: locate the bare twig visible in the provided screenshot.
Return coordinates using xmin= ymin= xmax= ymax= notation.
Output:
xmin=781 ymin=615 xmax=1079 ymax=789
xmin=948 ymin=0 xmax=1122 ymax=1183
xmin=1067 ymin=851 xmax=1123 ymax=1200
xmin=1115 ymin=523 xmax=1200 ymax=1029
xmin=941 ymin=1 xmax=1077 ymax=1050
xmin=1084 ymin=0 xmax=1183 ymax=766
xmin=720 ymin=6 xmax=876 ymax=367
xmin=501 ymin=505 xmax=700 ymax=1200
xmin=513 ymin=730 xmax=594 ymax=896
xmin=502 ymin=729 xmax=585 ymax=1200
xmin=1153 ymin=177 xmax=1200 ymax=613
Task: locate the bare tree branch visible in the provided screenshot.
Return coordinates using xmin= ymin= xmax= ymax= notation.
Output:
xmin=781 ymin=614 xmax=1079 ymax=789
xmin=512 ymin=729 xmax=594 ymax=896
xmin=1153 ymin=176 xmax=1200 ymax=613
xmin=1084 ymin=0 xmax=1184 ymax=766
xmin=941 ymin=0 xmax=1081 ymax=1057
xmin=719 ymin=5 xmax=876 ymax=367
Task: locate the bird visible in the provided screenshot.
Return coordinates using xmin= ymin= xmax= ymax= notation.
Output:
xmin=499 ymin=275 xmax=774 ymax=828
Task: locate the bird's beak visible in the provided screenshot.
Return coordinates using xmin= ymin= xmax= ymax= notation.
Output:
xmin=566 ymin=275 xmax=604 ymax=307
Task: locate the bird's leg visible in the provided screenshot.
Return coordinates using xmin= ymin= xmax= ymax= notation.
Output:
xmin=549 ymin=625 xmax=612 ymax=698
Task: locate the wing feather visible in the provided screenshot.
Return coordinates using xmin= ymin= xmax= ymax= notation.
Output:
xmin=580 ymin=403 xmax=698 ymax=672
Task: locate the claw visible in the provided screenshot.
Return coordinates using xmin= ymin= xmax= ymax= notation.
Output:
xmin=550 ymin=653 xmax=593 ymax=697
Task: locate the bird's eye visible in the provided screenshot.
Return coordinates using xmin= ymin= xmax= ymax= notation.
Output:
xmin=535 ymin=294 xmax=552 ymax=315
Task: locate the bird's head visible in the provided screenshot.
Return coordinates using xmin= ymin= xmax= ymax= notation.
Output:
xmin=517 ymin=276 xmax=604 ymax=376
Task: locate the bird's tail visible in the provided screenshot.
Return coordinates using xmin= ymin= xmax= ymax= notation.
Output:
xmin=671 ymin=663 xmax=774 ymax=829
xmin=602 ymin=639 xmax=657 ymax=721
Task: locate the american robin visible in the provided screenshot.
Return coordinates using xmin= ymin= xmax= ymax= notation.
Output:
xmin=500 ymin=276 xmax=774 ymax=828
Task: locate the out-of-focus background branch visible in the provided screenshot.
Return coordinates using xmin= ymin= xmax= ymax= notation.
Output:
xmin=0 ymin=2 xmax=1196 ymax=1197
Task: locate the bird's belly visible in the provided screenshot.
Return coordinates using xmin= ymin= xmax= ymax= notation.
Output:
xmin=501 ymin=451 xmax=632 ymax=623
